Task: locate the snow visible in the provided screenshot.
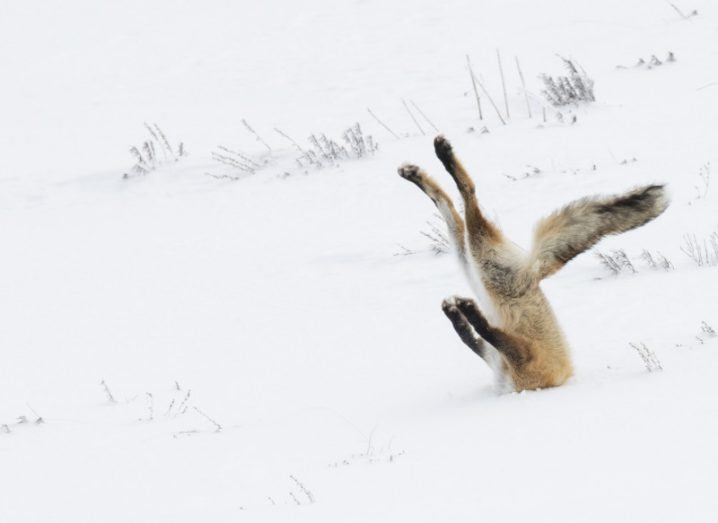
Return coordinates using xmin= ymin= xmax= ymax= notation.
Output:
xmin=2 ymin=0 xmax=718 ymax=521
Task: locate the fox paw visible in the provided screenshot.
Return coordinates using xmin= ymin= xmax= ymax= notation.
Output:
xmin=441 ymin=298 xmax=453 ymax=310
xmin=433 ymin=135 xmax=454 ymax=165
xmin=452 ymin=296 xmax=489 ymax=330
xmin=441 ymin=296 xmax=458 ymax=310
xmin=453 ymin=296 xmax=475 ymax=309
xmin=441 ymin=297 xmax=463 ymax=320
xmin=397 ymin=163 xmax=423 ymax=183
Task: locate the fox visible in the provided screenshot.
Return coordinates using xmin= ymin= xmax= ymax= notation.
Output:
xmin=398 ymin=135 xmax=669 ymax=392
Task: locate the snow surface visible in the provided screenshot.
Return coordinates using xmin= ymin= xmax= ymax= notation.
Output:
xmin=2 ymin=1 xmax=718 ymax=521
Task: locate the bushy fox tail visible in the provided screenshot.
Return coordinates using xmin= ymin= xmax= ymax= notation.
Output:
xmin=530 ymin=184 xmax=669 ymax=279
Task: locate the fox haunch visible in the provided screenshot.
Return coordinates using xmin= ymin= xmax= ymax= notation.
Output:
xmin=398 ymin=136 xmax=669 ymax=391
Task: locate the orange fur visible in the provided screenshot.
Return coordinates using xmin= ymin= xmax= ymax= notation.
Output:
xmin=399 ymin=136 xmax=668 ymax=391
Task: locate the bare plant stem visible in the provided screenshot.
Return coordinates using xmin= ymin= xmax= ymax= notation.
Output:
xmin=178 ymin=389 xmax=192 ymax=414
xmin=217 ymin=146 xmax=261 ymax=168
xmin=402 ymin=99 xmax=425 ymax=135
xmin=515 ymin=56 xmax=532 ymax=118
xmin=466 ymin=55 xmax=483 ymax=121
xmin=211 ymin=152 xmax=255 ymax=173
xmin=497 ymin=49 xmax=509 ymax=120
xmin=410 ymin=100 xmax=440 ymax=133
xmin=145 ymin=392 xmax=154 ymax=421
xmin=629 ymin=342 xmax=663 ymax=372
xmin=100 ymin=380 xmax=116 ymax=403
xmin=668 ymin=1 xmax=688 ymax=19
xmin=242 ymin=119 xmax=272 ymax=153
xmin=274 ymin=128 xmax=307 ymax=154
xmin=367 ymin=108 xmax=400 ymax=139
xmin=468 ymin=56 xmax=506 ymax=125
xmin=289 ymin=475 xmax=315 ymax=504
xmin=152 ymin=123 xmax=177 ymax=161
xmin=193 ymin=406 xmax=223 ymax=432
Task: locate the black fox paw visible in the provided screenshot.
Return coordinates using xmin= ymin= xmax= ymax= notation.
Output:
xmin=441 ymin=297 xmax=457 ymax=312
xmin=452 ymin=296 xmax=489 ymax=329
xmin=434 ymin=135 xmax=454 ymax=165
xmin=441 ymin=297 xmax=462 ymax=318
xmin=453 ymin=296 xmax=475 ymax=309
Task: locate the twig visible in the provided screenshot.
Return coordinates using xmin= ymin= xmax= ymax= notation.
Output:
xmin=178 ymin=389 xmax=192 ymax=414
xmin=629 ymin=342 xmax=663 ymax=372
xmin=100 ymin=380 xmax=116 ymax=404
xmin=26 ymin=403 xmax=44 ymax=424
xmin=393 ymin=244 xmax=416 ymax=256
xmin=143 ymin=123 xmax=165 ymax=162
xmin=274 ymin=127 xmax=307 ymax=154
xmin=515 ymin=56 xmax=532 ymax=118
xmin=205 ymin=172 xmax=241 ymax=181
xmin=402 ymin=99 xmax=425 ymax=135
xmin=152 ymin=123 xmax=177 ymax=161
xmin=192 ymin=406 xmax=223 ymax=432
xmin=242 ymin=119 xmax=272 ymax=152
xmin=597 ymin=252 xmax=620 ymax=275
xmin=367 ymin=108 xmax=400 ymax=139
xmin=668 ymin=1 xmax=688 ymax=19
xmin=216 ymin=146 xmax=261 ymax=168
xmin=497 ymin=49 xmax=509 ymax=120
xmin=466 ymin=55 xmax=483 ymax=121
xmin=468 ymin=56 xmax=506 ymax=124
xmin=641 ymin=250 xmax=657 ymax=269
xmin=211 ymin=152 xmax=255 ymax=173
xmin=144 ymin=392 xmax=154 ymax=421
xmin=172 ymin=429 xmax=199 ymax=439
xmin=289 ymin=475 xmax=315 ymax=504
xmin=701 ymin=321 xmax=716 ymax=337
xmin=409 ymin=100 xmax=439 ymax=133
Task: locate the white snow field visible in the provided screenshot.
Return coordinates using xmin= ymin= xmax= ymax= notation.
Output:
xmin=2 ymin=0 xmax=718 ymax=521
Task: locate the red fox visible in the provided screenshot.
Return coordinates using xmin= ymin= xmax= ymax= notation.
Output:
xmin=398 ymin=136 xmax=669 ymax=391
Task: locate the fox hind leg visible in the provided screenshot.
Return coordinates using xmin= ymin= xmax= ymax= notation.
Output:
xmin=432 ymin=136 xmax=501 ymax=255
xmin=433 ymin=135 xmax=475 ymax=197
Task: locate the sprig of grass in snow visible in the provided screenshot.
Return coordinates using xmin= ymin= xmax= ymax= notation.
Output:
xmin=123 ymin=123 xmax=186 ymax=179
xmin=630 ymin=342 xmax=663 ymax=372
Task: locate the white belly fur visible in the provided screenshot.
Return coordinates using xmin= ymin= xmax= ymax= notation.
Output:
xmin=462 ymin=253 xmax=514 ymax=391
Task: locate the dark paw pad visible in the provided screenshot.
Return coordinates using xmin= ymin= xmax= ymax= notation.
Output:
xmin=441 ymin=298 xmax=462 ymax=320
xmin=453 ymin=297 xmax=489 ymax=329
xmin=441 ymin=297 xmax=456 ymax=312
xmin=454 ymin=297 xmax=480 ymax=316
xmin=434 ymin=135 xmax=454 ymax=165
xmin=453 ymin=296 xmax=475 ymax=309
xmin=397 ymin=163 xmax=422 ymax=183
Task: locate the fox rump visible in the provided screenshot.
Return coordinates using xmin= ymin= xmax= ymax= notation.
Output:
xmin=398 ymin=136 xmax=669 ymax=392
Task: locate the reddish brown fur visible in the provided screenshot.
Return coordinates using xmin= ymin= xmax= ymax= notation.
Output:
xmin=399 ymin=136 xmax=669 ymax=391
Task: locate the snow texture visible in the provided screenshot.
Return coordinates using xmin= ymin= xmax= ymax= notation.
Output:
xmin=1 ymin=1 xmax=717 ymax=521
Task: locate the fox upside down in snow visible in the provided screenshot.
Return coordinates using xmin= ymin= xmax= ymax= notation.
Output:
xmin=398 ymin=136 xmax=669 ymax=392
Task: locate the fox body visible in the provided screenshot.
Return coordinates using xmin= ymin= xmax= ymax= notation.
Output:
xmin=398 ymin=136 xmax=669 ymax=391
